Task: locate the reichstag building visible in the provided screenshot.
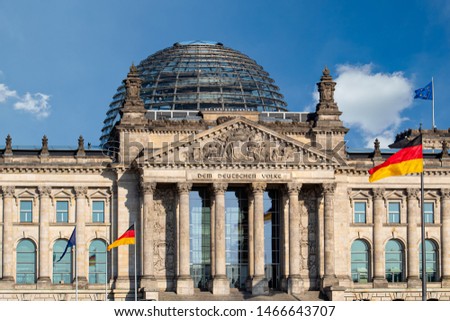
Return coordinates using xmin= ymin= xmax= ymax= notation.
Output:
xmin=1 ymin=41 xmax=449 ymax=301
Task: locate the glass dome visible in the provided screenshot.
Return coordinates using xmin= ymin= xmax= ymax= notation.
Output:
xmin=101 ymin=41 xmax=288 ymax=143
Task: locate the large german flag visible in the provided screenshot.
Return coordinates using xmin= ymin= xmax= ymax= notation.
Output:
xmin=107 ymin=224 xmax=135 ymax=251
xmin=368 ymin=135 xmax=423 ymax=183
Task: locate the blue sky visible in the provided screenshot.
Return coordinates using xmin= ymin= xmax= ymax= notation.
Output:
xmin=0 ymin=0 xmax=449 ymax=148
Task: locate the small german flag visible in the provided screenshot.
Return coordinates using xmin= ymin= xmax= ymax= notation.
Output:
xmin=368 ymin=135 xmax=423 ymax=183
xmin=107 ymin=224 xmax=135 ymax=251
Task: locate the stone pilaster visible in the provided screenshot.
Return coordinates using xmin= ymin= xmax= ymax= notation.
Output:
xmin=140 ymin=181 xmax=158 ymax=293
xmin=322 ymin=183 xmax=338 ymax=288
xmin=372 ymin=188 xmax=388 ymax=288
xmin=37 ymin=186 xmax=52 ymax=287
xmin=0 ymin=186 xmax=14 ymax=286
xmin=74 ymin=186 xmax=88 ymax=287
xmin=407 ymin=188 xmax=421 ymax=287
xmin=441 ymin=189 xmax=450 ymax=286
xmin=176 ymin=182 xmax=193 ymax=295
xmin=287 ymin=182 xmax=304 ymax=295
xmin=251 ymin=182 xmax=268 ymax=295
xmin=211 ymin=182 xmax=229 ymax=295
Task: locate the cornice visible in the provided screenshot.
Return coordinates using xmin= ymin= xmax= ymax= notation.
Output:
xmin=0 ymin=166 xmax=110 ymax=174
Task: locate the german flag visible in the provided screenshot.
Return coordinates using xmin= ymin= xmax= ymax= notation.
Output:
xmin=368 ymin=135 xmax=423 ymax=183
xmin=107 ymin=224 xmax=135 ymax=251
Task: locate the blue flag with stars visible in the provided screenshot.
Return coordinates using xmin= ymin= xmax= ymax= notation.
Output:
xmin=414 ymin=81 xmax=432 ymax=100
xmin=56 ymin=227 xmax=76 ymax=262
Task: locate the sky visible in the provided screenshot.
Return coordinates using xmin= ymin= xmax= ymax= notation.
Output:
xmin=0 ymin=0 xmax=449 ymax=149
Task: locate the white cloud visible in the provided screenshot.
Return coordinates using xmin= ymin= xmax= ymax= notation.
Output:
xmin=0 ymin=83 xmax=17 ymax=103
xmin=334 ymin=64 xmax=413 ymax=147
xmin=0 ymin=74 xmax=51 ymax=119
xmin=14 ymin=92 xmax=51 ymax=119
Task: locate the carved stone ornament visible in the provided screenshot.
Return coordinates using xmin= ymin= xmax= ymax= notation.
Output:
xmin=373 ymin=138 xmax=382 ymax=158
xmin=141 ymin=181 xmax=157 ymax=194
xmin=38 ymin=186 xmax=52 ymax=197
xmin=286 ymin=182 xmax=302 ymax=195
xmin=441 ymin=188 xmax=450 ymax=200
xmin=2 ymin=186 xmax=15 ymax=197
xmin=146 ymin=118 xmax=333 ymax=168
xmin=176 ymin=182 xmax=192 ymax=194
xmin=406 ymin=188 xmax=420 ymax=201
xmin=4 ymin=134 xmax=12 ymax=155
xmin=76 ymin=135 xmax=86 ymax=156
xmin=323 ymin=183 xmax=336 ymax=195
xmin=251 ymin=182 xmax=267 ymax=194
xmin=212 ymin=182 xmax=228 ymax=194
xmin=74 ymin=186 xmax=88 ymax=197
xmin=372 ymin=188 xmax=385 ymax=200
xmin=40 ymin=135 xmax=49 ymax=156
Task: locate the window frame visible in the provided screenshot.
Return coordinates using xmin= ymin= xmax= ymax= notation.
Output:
xmin=56 ymin=200 xmax=69 ymax=223
xmin=385 ymin=239 xmax=404 ymax=283
xmin=423 ymin=201 xmax=435 ymax=224
xmin=351 ymin=239 xmax=370 ymax=283
xmin=92 ymin=200 xmax=105 ymax=223
xmin=19 ymin=200 xmax=33 ymax=223
xmin=353 ymin=201 xmax=367 ymax=224
xmin=16 ymin=239 xmax=37 ymax=284
xmin=388 ymin=201 xmax=401 ymax=224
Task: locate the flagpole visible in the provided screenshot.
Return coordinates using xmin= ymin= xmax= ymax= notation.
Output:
xmin=75 ymin=243 xmax=79 ymax=301
xmin=432 ymin=77 xmax=435 ymax=129
xmin=134 ymin=221 xmax=137 ymax=301
xmin=420 ymin=172 xmax=427 ymax=301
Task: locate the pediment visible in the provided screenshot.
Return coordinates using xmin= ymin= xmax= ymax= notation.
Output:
xmin=139 ymin=117 xmax=341 ymax=168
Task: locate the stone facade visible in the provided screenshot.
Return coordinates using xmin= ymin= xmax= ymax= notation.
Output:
xmin=1 ymin=66 xmax=450 ymax=301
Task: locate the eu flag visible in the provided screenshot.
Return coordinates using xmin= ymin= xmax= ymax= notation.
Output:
xmin=57 ymin=227 xmax=76 ymax=262
xmin=414 ymin=82 xmax=432 ymax=100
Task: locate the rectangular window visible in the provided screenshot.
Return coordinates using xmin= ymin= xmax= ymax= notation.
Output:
xmin=92 ymin=201 xmax=105 ymax=223
xmin=388 ymin=202 xmax=401 ymax=223
xmin=56 ymin=201 xmax=69 ymax=223
xmin=424 ymin=202 xmax=434 ymax=224
xmin=20 ymin=200 xmax=33 ymax=223
xmin=354 ymin=202 xmax=366 ymax=223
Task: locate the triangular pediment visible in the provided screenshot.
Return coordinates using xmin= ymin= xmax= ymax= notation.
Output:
xmin=139 ymin=117 xmax=341 ymax=168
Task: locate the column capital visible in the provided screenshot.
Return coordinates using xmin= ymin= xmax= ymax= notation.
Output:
xmin=212 ymin=182 xmax=228 ymax=194
xmin=441 ymin=188 xmax=450 ymax=200
xmin=323 ymin=183 xmax=336 ymax=195
xmin=251 ymin=182 xmax=267 ymax=194
xmin=38 ymin=186 xmax=52 ymax=198
xmin=285 ymin=182 xmax=302 ymax=195
xmin=406 ymin=188 xmax=420 ymax=201
xmin=177 ymin=182 xmax=192 ymax=194
xmin=372 ymin=188 xmax=385 ymax=200
xmin=141 ymin=181 xmax=157 ymax=195
xmin=1 ymin=186 xmax=15 ymax=198
xmin=74 ymin=186 xmax=88 ymax=198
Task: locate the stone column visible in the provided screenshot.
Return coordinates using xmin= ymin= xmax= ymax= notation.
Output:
xmin=212 ymin=182 xmax=229 ymax=295
xmin=0 ymin=186 xmax=15 ymax=286
xmin=322 ymin=183 xmax=338 ymax=288
xmin=245 ymin=190 xmax=254 ymax=291
xmin=37 ymin=186 xmax=52 ymax=287
xmin=441 ymin=189 xmax=450 ymax=286
xmin=209 ymin=187 xmax=216 ymax=291
xmin=407 ymin=188 xmax=420 ymax=287
xmin=140 ymin=181 xmax=158 ymax=292
xmin=176 ymin=182 xmax=193 ymax=295
xmin=372 ymin=188 xmax=388 ymax=287
xmin=280 ymin=189 xmax=289 ymax=291
xmin=74 ymin=186 xmax=88 ymax=287
xmin=251 ymin=182 xmax=268 ymax=295
xmin=287 ymin=182 xmax=303 ymax=294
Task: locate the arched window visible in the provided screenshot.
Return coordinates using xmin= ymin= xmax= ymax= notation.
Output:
xmin=351 ymin=239 xmax=369 ymax=283
xmin=385 ymin=239 xmax=404 ymax=282
xmin=420 ymin=240 xmax=438 ymax=282
xmin=53 ymin=239 xmax=73 ymax=284
xmin=89 ymin=239 xmax=108 ymax=284
xmin=16 ymin=239 xmax=36 ymax=284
